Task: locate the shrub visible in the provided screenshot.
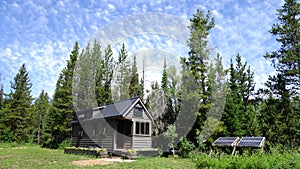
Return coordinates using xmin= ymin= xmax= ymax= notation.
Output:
xmin=191 ymin=151 xmax=300 ymax=169
xmin=58 ymin=138 xmax=70 ymax=150
xmin=179 ymin=138 xmax=195 ymax=158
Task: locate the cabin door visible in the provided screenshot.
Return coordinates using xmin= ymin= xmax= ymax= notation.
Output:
xmin=116 ymin=120 xmax=132 ymax=149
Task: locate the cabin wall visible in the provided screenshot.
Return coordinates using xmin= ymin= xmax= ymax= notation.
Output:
xmin=100 ymin=120 xmax=115 ymax=152
xmin=131 ymin=117 xmax=152 ymax=150
xmin=132 ymin=135 xmax=152 ymax=149
xmin=124 ymin=136 xmax=132 ymax=149
xmin=70 ymin=119 xmax=116 ymax=152
xmin=70 ymin=123 xmax=97 ymax=147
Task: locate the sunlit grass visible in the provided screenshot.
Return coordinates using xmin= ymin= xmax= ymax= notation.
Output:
xmin=0 ymin=145 xmax=194 ymax=169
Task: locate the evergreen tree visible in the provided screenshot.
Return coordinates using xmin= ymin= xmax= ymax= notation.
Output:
xmin=114 ymin=43 xmax=131 ymax=100
xmin=129 ymin=55 xmax=142 ymax=97
xmin=96 ymin=44 xmax=115 ymax=105
xmin=43 ymin=42 xmax=79 ymax=148
xmin=221 ymin=54 xmax=256 ymax=137
xmin=203 ymin=54 xmax=227 ymax=144
xmin=264 ymin=0 xmax=300 ymax=93
xmin=73 ymin=42 xmax=97 ymax=110
xmin=73 ymin=40 xmax=115 ymax=108
xmin=259 ymin=73 xmax=299 ymax=148
xmin=0 ymin=64 xmax=33 ymax=142
xmin=150 ymin=60 xmax=181 ymax=136
xmin=141 ymin=57 xmax=145 ymax=100
xmin=103 ymin=45 xmax=115 ymax=104
xmin=182 ymin=9 xmax=215 ymax=144
xmin=33 ymin=90 xmax=50 ymax=144
xmin=260 ymin=0 xmax=300 ymax=148
xmin=161 ymin=57 xmax=168 ymax=93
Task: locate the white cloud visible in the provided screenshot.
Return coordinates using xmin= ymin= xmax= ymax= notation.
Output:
xmin=165 ymin=5 xmax=172 ymax=10
xmin=108 ymin=4 xmax=115 ymax=10
xmin=0 ymin=0 xmax=286 ymax=98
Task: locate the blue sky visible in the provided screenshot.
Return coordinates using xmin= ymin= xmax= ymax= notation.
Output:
xmin=0 ymin=0 xmax=283 ymax=98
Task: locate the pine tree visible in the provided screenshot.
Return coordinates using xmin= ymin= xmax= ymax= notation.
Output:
xmin=33 ymin=90 xmax=50 ymax=144
xmin=264 ymin=0 xmax=300 ymax=93
xmin=182 ymin=9 xmax=215 ymax=144
xmin=73 ymin=42 xmax=97 ymax=110
xmin=43 ymin=42 xmax=79 ymax=148
xmin=129 ymin=55 xmax=142 ymax=97
xmin=141 ymin=56 xmax=145 ymax=100
xmin=114 ymin=43 xmax=131 ymax=100
xmin=259 ymin=73 xmax=299 ymax=148
xmin=1 ymin=64 xmax=33 ymax=142
xmin=260 ymin=0 xmax=300 ymax=148
xmin=73 ymin=40 xmax=115 ymax=108
xmin=203 ymin=54 xmax=227 ymax=143
xmin=103 ymin=45 xmax=115 ymax=104
xmin=96 ymin=44 xmax=115 ymax=105
xmin=161 ymin=57 xmax=168 ymax=93
xmin=150 ymin=59 xmax=181 ymax=136
xmin=222 ymin=54 xmax=256 ymax=137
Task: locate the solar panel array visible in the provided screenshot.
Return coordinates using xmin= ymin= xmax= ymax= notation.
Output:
xmin=212 ymin=137 xmax=239 ymax=147
xmin=236 ymin=137 xmax=265 ymax=148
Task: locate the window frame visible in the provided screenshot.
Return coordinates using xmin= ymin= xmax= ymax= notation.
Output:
xmin=134 ymin=121 xmax=150 ymax=136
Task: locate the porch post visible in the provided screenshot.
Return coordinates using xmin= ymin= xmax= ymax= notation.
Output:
xmin=132 ymin=119 xmax=135 ymax=149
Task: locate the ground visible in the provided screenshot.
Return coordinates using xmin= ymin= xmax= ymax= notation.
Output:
xmin=0 ymin=144 xmax=195 ymax=169
xmin=71 ymin=157 xmax=135 ymax=166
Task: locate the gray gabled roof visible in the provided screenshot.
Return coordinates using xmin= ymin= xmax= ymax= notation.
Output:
xmin=88 ymin=96 xmax=142 ymax=120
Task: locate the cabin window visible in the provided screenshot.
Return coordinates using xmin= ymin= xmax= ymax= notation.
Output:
xmin=135 ymin=121 xmax=150 ymax=135
xmin=141 ymin=122 xmax=145 ymax=134
xmin=145 ymin=123 xmax=150 ymax=135
xmin=133 ymin=107 xmax=143 ymax=117
xmin=136 ymin=122 xmax=140 ymax=134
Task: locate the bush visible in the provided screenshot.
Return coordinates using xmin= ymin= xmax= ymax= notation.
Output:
xmin=58 ymin=138 xmax=70 ymax=150
xmin=191 ymin=151 xmax=300 ymax=169
xmin=179 ymin=138 xmax=195 ymax=158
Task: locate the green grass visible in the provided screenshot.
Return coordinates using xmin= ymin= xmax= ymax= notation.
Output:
xmin=1 ymin=144 xmax=299 ymax=169
xmin=192 ymin=151 xmax=300 ymax=169
xmin=0 ymin=145 xmax=89 ymax=169
xmin=0 ymin=145 xmax=195 ymax=169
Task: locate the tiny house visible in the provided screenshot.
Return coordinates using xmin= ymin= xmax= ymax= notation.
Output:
xmin=71 ymin=97 xmax=154 ymax=153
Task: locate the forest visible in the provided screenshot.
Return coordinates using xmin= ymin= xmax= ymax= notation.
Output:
xmin=0 ymin=0 xmax=299 ymax=155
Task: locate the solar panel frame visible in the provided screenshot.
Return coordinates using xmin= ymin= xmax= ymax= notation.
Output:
xmin=212 ymin=137 xmax=240 ymax=147
xmin=236 ymin=137 xmax=265 ymax=148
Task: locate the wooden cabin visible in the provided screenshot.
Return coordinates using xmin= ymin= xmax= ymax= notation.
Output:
xmin=71 ymin=97 xmax=154 ymax=153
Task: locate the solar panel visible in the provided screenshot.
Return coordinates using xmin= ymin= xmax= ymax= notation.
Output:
xmin=212 ymin=137 xmax=239 ymax=147
xmin=236 ymin=137 xmax=265 ymax=147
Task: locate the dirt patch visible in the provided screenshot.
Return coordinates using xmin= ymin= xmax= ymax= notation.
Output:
xmin=72 ymin=157 xmax=135 ymax=166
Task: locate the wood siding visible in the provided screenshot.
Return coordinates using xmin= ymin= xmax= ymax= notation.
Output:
xmin=71 ymin=136 xmax=97 ymax=147
xmin=71 ymin=120 xmax=116 ymax=152
xmin=125 ymin=109 xmax=152 ymax=120
xmin=124 ymin=102 xmax=152 ymax=121
xmin=132 ymin=135 xmax=152 ymax=149
xmin=102 ymin=120 xmax=115 ymax=151
xmin=101 ymin=135 xmax=113 ymax=151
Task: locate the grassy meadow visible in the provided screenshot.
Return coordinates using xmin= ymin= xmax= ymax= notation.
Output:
xmin=0 ymin=144 xmax=299 ymax=169
xmin=0 ymin=144 xmax=194 ymax=169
